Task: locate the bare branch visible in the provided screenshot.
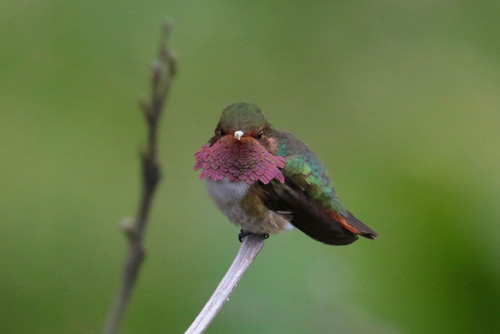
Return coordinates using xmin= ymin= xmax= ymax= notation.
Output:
xmin=185 ymin=234 xmax=266 ymax=334
xmin=103 ymin=20 xmax=177 ymax=334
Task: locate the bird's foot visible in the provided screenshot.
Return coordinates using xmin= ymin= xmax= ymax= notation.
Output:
xmin=238 ymin=229 xmax=269 ymax=242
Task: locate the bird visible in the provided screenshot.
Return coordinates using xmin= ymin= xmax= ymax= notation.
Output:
xmin=194 ymin=102 xmax=377 ymax=245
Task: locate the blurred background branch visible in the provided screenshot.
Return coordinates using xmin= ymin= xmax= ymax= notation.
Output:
xmin=103 ymin=20 xmax=177 ymax=334
xmin=185 ymin=234 xmax=266 ymax=334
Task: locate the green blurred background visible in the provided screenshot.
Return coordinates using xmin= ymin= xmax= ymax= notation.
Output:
xmin=2 ymin=0 xmax=500 ymax=333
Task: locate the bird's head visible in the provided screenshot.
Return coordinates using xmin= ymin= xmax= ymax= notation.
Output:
xmin=216 ymin=102 xmax=267 ymax=142
xmin=194 ymin=102 xmax=285 ymax=184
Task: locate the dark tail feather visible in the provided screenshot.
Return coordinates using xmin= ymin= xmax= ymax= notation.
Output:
xmin=340 ymin=210 xmax=378 ymax=240
xmin=290 ymin=204 xmax=360 ymax=246
xmin=259 ymin=183 xmax=359 ymax=245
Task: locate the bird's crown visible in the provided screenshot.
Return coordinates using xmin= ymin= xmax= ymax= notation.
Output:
xmin=219 ymin=102 xmax=267 ymax=133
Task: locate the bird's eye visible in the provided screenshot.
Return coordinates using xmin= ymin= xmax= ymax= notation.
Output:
xmin=257 ymin=131 xmax=263 ymax=140
xmin=220 ymin=129 xmax=225 ymax=136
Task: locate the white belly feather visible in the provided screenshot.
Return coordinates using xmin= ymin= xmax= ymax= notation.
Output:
xmin=205 ymin=178 xmax=293 ymax=234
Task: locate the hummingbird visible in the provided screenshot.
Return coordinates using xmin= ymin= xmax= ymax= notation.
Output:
xmin=194 ymin=102 xmax=377 ymax=245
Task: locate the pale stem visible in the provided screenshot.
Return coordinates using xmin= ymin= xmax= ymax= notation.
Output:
xmin=185 ymin=234 xmax=266 ymax=334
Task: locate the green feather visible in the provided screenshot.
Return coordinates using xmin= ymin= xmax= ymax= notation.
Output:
xmin=274 ymin=129 xmax=348 ymax=216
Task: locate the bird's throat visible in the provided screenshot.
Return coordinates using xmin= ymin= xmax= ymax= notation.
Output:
xmin=194 ymin=136 xmax=285 ymax=184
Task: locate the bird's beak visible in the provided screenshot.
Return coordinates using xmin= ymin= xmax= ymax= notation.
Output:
xmin=234 ymin=130 xmax=244 ymax=141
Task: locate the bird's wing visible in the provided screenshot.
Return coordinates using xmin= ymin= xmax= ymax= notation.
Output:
xmin=258 ymin=132 xmax=377 ymax=244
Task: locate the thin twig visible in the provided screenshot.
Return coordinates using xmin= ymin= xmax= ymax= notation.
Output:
xmin=103 ymin=20 xmax=177 ymax=334
xmin=185 ymin=234 xmax=266 ymax=334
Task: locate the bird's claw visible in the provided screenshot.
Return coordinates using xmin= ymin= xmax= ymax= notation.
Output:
xmin=238 ymin=229 xmax=269 ymax=242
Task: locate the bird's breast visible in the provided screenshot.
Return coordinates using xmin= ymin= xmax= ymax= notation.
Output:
xmin=206 ymin=177 xmax=250 ymax=205
xmin=205 ymin=177 xmax=293 ymax=234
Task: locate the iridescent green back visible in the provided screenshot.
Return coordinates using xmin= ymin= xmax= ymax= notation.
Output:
xmin=273 ymin=129 xmax=348 ymax=216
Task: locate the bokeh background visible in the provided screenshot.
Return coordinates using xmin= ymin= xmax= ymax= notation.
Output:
xmin=2 ymin=0 xmax=500 ymax=333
